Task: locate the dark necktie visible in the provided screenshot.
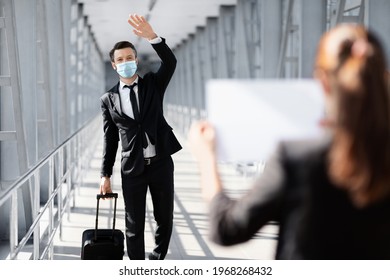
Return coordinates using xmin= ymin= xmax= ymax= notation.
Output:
xmin=125 ymin=83 xmax=140 ymax=121
xmin=125 ymin=83 xmax=148 ymax=148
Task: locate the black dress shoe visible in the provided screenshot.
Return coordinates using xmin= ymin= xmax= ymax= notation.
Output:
xmin=148 ymin=253 xmax=159 ymax=260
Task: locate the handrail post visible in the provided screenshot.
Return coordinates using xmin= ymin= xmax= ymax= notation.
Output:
xmin=33 ymin=171 xmax=40 ymax=259
xmin=66 ymin=143 xmax=72 ymax=219
xmin=58 ymin=148 xmax=64 ymax=240
xmin=77 ymin=134 xmax=82 ymax=195
xmin=9 ymin=192 xmax=18 ymax=259
xmin=48 ymin=157 xmax=54 ymax=259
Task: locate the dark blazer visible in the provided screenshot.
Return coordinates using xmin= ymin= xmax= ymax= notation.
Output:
xmin=100 ymin=38 xmax=182 ymax=177
xmin=209 ymin=136 xmax=390 ymax=259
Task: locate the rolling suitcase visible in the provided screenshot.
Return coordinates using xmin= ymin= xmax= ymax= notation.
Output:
xmin=81 ymin=193 xmax=124 ymax=260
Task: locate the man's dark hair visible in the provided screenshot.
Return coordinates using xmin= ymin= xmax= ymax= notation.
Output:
xmin=109 ymin=41 xmax=137 ymax=62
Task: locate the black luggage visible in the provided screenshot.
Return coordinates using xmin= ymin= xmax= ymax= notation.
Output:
xmin=81 ymin=193 xmax=124 ymax=260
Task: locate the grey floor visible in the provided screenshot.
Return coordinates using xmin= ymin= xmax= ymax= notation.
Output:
xmin=53 ymin=131 xmax=278 ymax=260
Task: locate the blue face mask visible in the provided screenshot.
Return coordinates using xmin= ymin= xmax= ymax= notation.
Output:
xmin=115 ymin=60 xmax=137 ymax=78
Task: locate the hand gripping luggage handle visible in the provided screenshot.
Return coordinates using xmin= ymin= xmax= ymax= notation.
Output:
xmin=94 ymin=193 xmax=118 ymax=241
xmin=97 ymin=193 xmax=118 ymax=199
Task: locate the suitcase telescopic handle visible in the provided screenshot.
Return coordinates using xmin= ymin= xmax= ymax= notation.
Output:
xmin=95 ymin=193 xmax=118 ymax=241
xmin=97 ymin=193 xmax=118 ymax=199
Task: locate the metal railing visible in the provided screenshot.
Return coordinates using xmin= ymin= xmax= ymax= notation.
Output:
xmin=0 ymin=116 xmax=101 ymax=260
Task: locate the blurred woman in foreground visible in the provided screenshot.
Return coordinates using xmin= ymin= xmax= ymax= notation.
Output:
xmin=188 ymin=24 xmax=390 ymax=259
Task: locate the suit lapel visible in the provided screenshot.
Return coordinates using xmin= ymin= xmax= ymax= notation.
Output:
xmin=107 ymin=82 xmax=123 ymax=116
xmin=111 ymin=92 xmax=122 ymax=116
xmin=138 ymin=77 xmax=147 ymax=118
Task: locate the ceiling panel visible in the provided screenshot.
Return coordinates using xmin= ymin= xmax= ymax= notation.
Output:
xmin=81 ymin=0 xmax=237 ymax=61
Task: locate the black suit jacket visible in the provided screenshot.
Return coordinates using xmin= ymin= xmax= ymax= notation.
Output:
xmin=100 ymin=38 xmax=182 ymax=177
xmin=209 ymin=136 xmax=390 ymax=259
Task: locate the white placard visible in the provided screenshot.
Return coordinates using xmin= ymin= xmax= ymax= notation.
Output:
xmin=206 ymin=79 xmax=325 ymax=163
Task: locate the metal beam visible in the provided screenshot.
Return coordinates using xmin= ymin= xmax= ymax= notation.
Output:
xmin=69 ymin=0 xmax=79 ymax=133
xmin=334 ymin=0 xmax=365 ymax=26
xmin=0 ymin=131 xmax=16 ymax=141
xmin=3 ymin=0 xmax=29 ymax=172
xmin=261 ymin=0 xmax=282 ymax=78
xmin=183 ymin=35 xmax=194 ymax=123
xmin=3 ymin=0 xmax=32 ymax=234
xmin=368 ymin=0 xmax=390 ymax=66
xmin=300 ymin=0 xmax=327 ymax=78
xmin=194 ymin=26 xmax=207 ymax=117
xmin=36 ymin=0 xmax=55 ymax=152
xmin=276 ymin=0 xmax=295 ymax=77
xmin=218 ymin=5 xmax=236 ymax=78
xmin=236 ymin=0 xmax=262 ymax=78
xmin=0 ymin=76 xmax=11 ymax=86
xmin=205 ymin=17 xmax=219 ymax=79
xmin=58 ymin=0 xmax=70 ymax=141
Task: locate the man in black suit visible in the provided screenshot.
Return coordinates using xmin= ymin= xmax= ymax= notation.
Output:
xmin=99 ymin=14 xmax=181 ymax=260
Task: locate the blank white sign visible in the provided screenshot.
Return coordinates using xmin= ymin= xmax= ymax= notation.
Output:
xmin=206 ymin=79 xmax=325 ymax=163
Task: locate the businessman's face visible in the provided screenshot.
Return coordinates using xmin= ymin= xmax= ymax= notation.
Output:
xmin=111 ymin=47 xmax=138 ymax=70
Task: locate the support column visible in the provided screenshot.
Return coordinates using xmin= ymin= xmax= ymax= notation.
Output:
xmin=368 ymin=0 xmax=390 ymax=65
xmin=59 ymin=0 xmax=70 ymax=141
xmin=235 ymin=0 xmax=262 ymax=78
xmin=217 ymin=5 xmax=236 ymax=78
xmin=196 ymin=26 xmax=208 ymax=117
xmin=261 ymin=0 xmax=283 ymax=78
xmin=193 ymin=27 xmax=206 ymax=119
xmin=204 ymin=17 xmax=219 ymax=80
xmin=299 ymin=0 xmax=327 ymax=77
xmin=69 ymin=0 xmax=78 ymax=133
xmin=186 ymin=34 xmax=197 ymax=122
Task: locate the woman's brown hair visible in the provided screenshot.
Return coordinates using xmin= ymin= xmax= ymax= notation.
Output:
xmin=316 ymin=24 xmax=390 ymax=207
